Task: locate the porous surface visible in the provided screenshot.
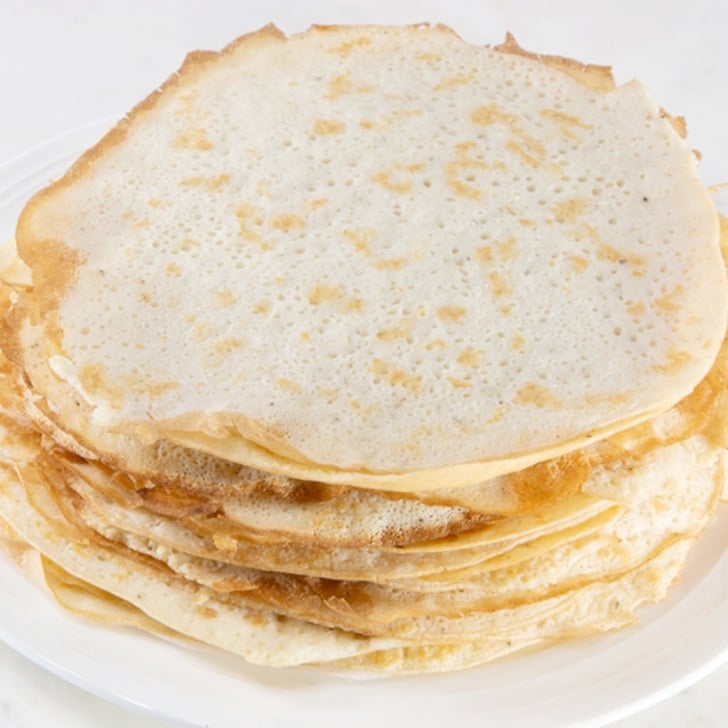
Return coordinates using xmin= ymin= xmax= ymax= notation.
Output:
xmin=15 ymin=26 xmax=727 ymax=481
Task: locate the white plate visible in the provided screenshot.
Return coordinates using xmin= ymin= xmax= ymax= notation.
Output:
xmin=0 ymin=121 xmax=727 ymax=728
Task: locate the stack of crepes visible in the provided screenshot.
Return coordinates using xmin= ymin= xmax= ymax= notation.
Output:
xmin=0 ymin=24 xmax=726 ymax=675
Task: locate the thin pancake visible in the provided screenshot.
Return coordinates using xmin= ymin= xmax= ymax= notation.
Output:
xmin=14 ymin=25 xmax=727 ymax=489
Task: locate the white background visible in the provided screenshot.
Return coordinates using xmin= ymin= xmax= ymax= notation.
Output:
xmin=0 ymin=1 xmax=727 ymax=726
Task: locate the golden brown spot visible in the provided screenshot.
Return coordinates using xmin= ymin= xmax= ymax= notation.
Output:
xmin=372 ymin=170 xmax=413 ymax=194
xmin=510 ymin=334 xmax=526 ymax=352
xmin=471 ymin=105 xmax=547 ymax=168
xmin=654 ymin=285 xmax=684 ymax=313
xmin=252 ymin=300 xmax=271 ymax=314
xmin=369 ymin=358 xmax=422 ymax=395
xmin=308 ymin=198 xmax=328 ymax=210
xmin=434 ymin=73 xmax=475 ymax=91
xmin=174 ymin=128 xmax=213 ymax=151
xmin=235 ymin=203 xmax=255 ymax=220
xmin=165 ymin=263 xmax=181 ymax=277
xmin=584 ymin=391 xmax=632 ymax=407
xmin=148 ymin=198 xmax=165 ymax=208
xmin=359 ymin=119 xmax=375 ymax=130
xmin=212 ymin=289 xmax=236 ymax=308
xmin=498 ymin=236 xmax=519 ymax=261
xmin=488 ymin=271 xmax=511 ymax=298
xmin=377 ymin=327 xmax=405 ymax=342
xmin=471 ymin=104 xmax=519 ymax=127
xmin=326 ymin=72 xmax=373 ymax=100
xmin=343 ymin=227 xmax=376 ymax=255
xmin=139 ymin=290 xmax=155 ymax=305
xmin=174 ymin=90 xmax=198 ymax=112
xmin=581 ymin=224 xmax=646 ymax=275
xmin=627 ymin=301 xmax=646 ymax=318
xmin=660 ymin=108 xmax=687 ymax=139
xmin=180 ymin=174 xmax=231 ymax=191
xmin=328 ymin=36 xmax=372 ymax=56
xmin=519 ymin=218 xmax=534 ymax=227
xmin=317 ymin=386 xmax=341 ymax=398
xmin=300 ymin=331 xmax=311 ymax=342
xmin=596 ymin=241 xmax=646 ymax=270
xmin=447 ymin=179 xmax=480 ymax=200
xmin=276 ymin=378 xmax=303 ymax=393
xmin=313 ymin=118 xmax=346 ymax=136
xmin=514 ymin=382 xmax=562 ymax=409
xmin=341 ymin=298 xmax=364 ymax=314
xmin=308 ymin=283 xmax=344 ymax=305
xmin=455 ymin=142 xmax=484 ymax=165
xmin=652 ymin=350 xmax=693 ymax=375
xmin=446 ymin=141 xmax=488 ymax=200
xmin=475 ymin=246 xmax=494 ymax=264
xmin=457 ymin=347 xmax=482 ymax=368
xmin=448 ymin=377 xmax=471 ymax=389
xmin=372 ymin=158 xmax=427 ymax=194
xmin=270 ymin=213 xmax=305 ymax=232
xmin=373 ymin=258 xmax=407 ymax=271
xmin=506 ymin=137 xmax=545 ymax=168
xmin=174 ymin=237 xmax=199 ymax=253
xmin=437 ymin=306 xmax=467 ymax=323
xmin=539 ymin=108 xmax=593 ymax=139
xmin=214 ymin=337 xmax=244 ymax=354
xmin=486 ymin=403 xmax=507 ymax=423
xmin=566 ymin=255 xmax=588 ymax=274
xmin=131 ymin=219 xmax=152 ymax=232
xmin=121 ymin=211 xmax=134 ymax=221
xmin=416 ymin=52 xmax=442 ymax=61
xmin=235 ymin=204 xmax=273 ymax=251
xmin=245 ymin=612 xmax=268 ymax=628
xmin=553 ymin=198 xmax=587 ymax=224
xmin=348 ymin=398 xmax=380 ymax=416
xmin=539 ymin=108 xmax=592 ymax=128
xmin=475 ymin=235 xmax=518 ymax=264
xmin=392 ymin=108 xmax=424 ymax=123
xmin=369 ymin=359 xmax=386 ymax=377
xmin=376 ymin=320 xmax=412 ymax=341
xmin=138 ymin=380 xmax=179 ymax=397
xmin=254 ymin=180 xmax=271 ymax=199
xmin=78 ymin=364 xmax=123 ymax=407
xmin=244 ymin=147 xmax=262 ymax=161
xmin=193 ymin=321 xmax=213 ymax=341
xmin=425 ymin=339 xmax=446 ymax=350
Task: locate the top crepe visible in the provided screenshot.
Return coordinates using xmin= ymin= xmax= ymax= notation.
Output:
xmin=14 ymin=25 xmax=727 ymax=488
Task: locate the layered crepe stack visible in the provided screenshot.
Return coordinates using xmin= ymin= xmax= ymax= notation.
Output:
xmin=0 ymin=24 xmax=726 ymax=674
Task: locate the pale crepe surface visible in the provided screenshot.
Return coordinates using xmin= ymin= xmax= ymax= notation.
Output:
xmin=14 ymin=24 xmax=727 ymax=489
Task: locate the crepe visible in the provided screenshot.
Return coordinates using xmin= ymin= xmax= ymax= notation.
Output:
xmin=0 ymin=24 xmax=726 ymax=677
xmin=13 ymin=24 xmax=727 ymax=490
xmin=0 ymin=409 xmax=718 ymax=667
